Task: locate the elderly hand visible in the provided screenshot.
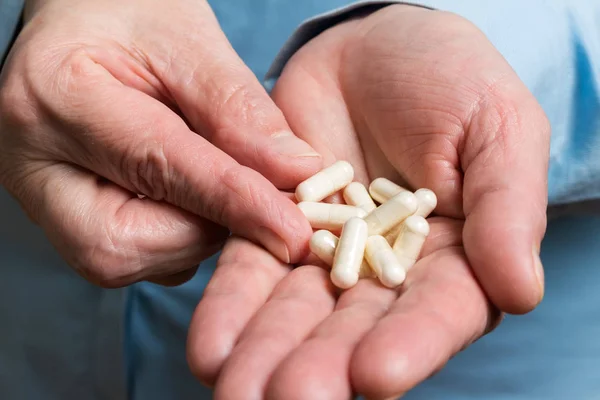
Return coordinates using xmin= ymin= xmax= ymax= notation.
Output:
xmin=188 ymin=5 xmax=549 ymax=399
xmin=0 ymin=0 xmax=322 ymax=286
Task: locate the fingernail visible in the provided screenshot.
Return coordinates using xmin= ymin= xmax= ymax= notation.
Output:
xmin=256 ymin=226 xmax=291 ymax=263
xmin=532 ymin=245 xmax=545 ymax=301
xmin=270 ymin=131 xmax=321 ymax=158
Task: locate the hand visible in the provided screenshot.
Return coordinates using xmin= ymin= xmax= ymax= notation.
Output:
xmin=187 ymin=5 xmax=549 ymax=399
xmin=0 ymin=0 xmax=322 ymax=286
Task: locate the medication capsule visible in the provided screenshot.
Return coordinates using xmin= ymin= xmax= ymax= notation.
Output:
xmin=392 ymin=215 xmax=430 ymax=271
xmin=343 ymin=182 xmax=377 ymax=213
xmin=365 ymin=235 xmax=406 ymax=288
xmin=298 ymin=202 xmax=367 ymax=230
xmin=383 ymin=223 xmax=404 ymax=245
xmin=363 ymin=191 xmax=418 ymax=236
xmin=414 ymin=188 xmax=437 ymax=217
xmin=368 ymin=177 xmax=409 ymax=204
xmin=309 ymin=230 xmax=374 ymax=278
xmin=295 ymin=160 xmax=354 ymax=202
xmin=331 ymin=217 xmax=368 ymax=289
xmin=309 ymin=230 xmax=339 ymax=265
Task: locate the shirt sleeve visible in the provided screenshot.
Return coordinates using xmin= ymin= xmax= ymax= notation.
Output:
xmin=265 ymin=0 xmax=600 ymax=211
xmin=264 ymin=1 xmax=432 ymax=87
xmin=0 ymin=0 xmax=24 ymax=66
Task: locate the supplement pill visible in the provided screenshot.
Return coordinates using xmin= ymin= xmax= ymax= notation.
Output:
xmin=309 ymin=230 xmax=373 ymax=277
xmin=414 ymin=188 xmax=437 ymax=218
xmin=343 ymin=182 xmax=377 ymax=212
xmin=368 ymin=178 xmax=409 ymax=204
xmin=331 ymin=217 xmax=368 ymax=289
xmin=393 ymin=215 xmax=430 ymax=271
xmin=365 ymin=235 xmax=406 ymax=288
xmin=298 ymin=202 xmax=367 ymax=230
xmin=296 ymin=160 xmax=354 ymax=202
xmin=363 ymin=191 xmax=418 ymax=236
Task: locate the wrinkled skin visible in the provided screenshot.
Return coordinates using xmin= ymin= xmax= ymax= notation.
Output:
xmin=188 ymin=6 xmax=550 ymax=399
xmin=0 ymin=0 xmax=324 ymax=287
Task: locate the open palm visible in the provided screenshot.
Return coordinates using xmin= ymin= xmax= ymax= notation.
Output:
xmin=187 ymin=5 xmax=549 ymax=399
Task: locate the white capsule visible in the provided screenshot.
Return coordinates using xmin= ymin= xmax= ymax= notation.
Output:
xmin=382 ymin=189 xmax=437 ymax=244
xmin=368 ymin=178 xmax=409 ymax=204
xmin=331 ymin=217 xmax=368 ymax=289
xmin=365 ymin=235 xmax=406 ymax=288
xmin=295 ymin=160 xmax=354 ymax=202
xmin=383 ymin=223 xmax=404 ymax=245
xmin=414 ymin=188 xmax=437 ymax=217
xmin=343 ymin=182 xmax=377 ymax=212
xmin=392 ymin=215 xmax=430 ymax=271
xmin=363 ymin=191 xmax=418 ymax=236
xmin=309 ymin=230 xmax=338 ymax=265
xmin=298 ymin=202 xmax=367 ymax=230
xmin=310 ymin=230 xmax=374 ymax=278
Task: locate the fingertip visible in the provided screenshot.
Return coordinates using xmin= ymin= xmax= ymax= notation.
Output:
xmin=261 ymin=145 xmax=323 ymax=190
xmin=266 ymin=343 xmax=349 ymax=400
xmin=264 ymin=195 xmax=313 ymax=264
xmin=223 ymin=169 xmax=312 ymax=264
xmin=350 ymin=330 xmax=411 ymax=399
xmin=187 ymin=305 xmax=234 ymax=386
xmin=463 ymin=195 xmax=544 ymax=314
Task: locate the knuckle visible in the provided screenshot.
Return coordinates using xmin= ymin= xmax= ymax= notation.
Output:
xmin=3 ymin=42 xmax=84 ymax=121
xmin=214 ymin=81 xmax=254 ymax=121
xmin=462 ymin=86 xmax=523 ymax=168
xmin=198 ymin=168 xmax=237 ymax=224
xmin=208 ymin=76 xmax=266 ymax=135
xmin=216 ymin=165 xmax=265 ymax=224
xmin=119 ymin=135 xmax=173 ymax=201
xmin=69 ymin=228 xmax=141 ymax=288
xmin=0 ymin=76 xmax=37 ymax=131
xmin=0 ymin=43 xmax=96 ymax=159
xmin=55 ymin=48 xmax=105 ymax=108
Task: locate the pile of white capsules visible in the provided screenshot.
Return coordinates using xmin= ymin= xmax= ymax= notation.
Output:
xmin=294 ymin=161 xmax=437 ymax=290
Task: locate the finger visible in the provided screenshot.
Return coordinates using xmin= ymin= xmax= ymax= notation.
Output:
xmin=265 ymin=218 xmax=463 ymax=400
xmin=187 ymin=237 xmax=291 ymax=386
xmin=137 ymin=3 xmax=323 ymax=189
xmin=350 ymin=247 xmax=497 ymax=399
xmin=461 ymin=85 xmax=549 ymax=314
xmin=47 ymin=56 xmax=311 ymax=263
xmin=9 ymin=161 xmax=226 ymax=286
xmin=214 ymin=265 xmax=336 ymax=400
xmin=266 ymin=279 xmax=396 ymax=400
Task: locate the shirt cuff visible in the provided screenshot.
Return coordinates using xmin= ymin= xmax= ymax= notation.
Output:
xmin=264 ymin=1 xmax=434 ymax=90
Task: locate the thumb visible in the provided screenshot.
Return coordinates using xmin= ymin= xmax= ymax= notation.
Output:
xmin=361 ymin=75 xmax=549 ymax=314
xmin=461 ymin=83 xmax=549 ymax=314
xmin=146 ymin=5 xmax=323 ymax=190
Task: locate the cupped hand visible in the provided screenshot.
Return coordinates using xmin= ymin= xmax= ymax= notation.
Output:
xmin=0 ymin=0 xmax=322 ymax=286
xmin=190 ymin=223 xmax=497 ymax=400
xmin=188 ymin=5 xmax=549 ymax=399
